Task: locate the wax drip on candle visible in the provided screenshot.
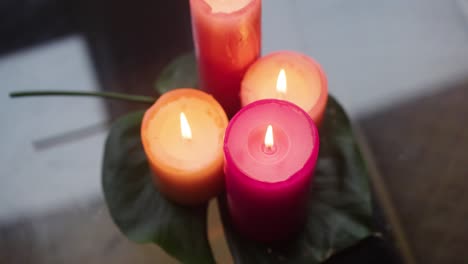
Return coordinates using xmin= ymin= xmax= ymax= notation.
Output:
xmin=180 ymin=112 xmax=192 ymax=140
xmin=262 ymin=124 xmax=277 ymax=154
xmin=276 ymin=69 xmax=287 ymax=99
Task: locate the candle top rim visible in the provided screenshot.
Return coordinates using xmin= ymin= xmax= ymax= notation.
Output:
xmin=141 ymin=88 xmax=228 ymax=176
xmin=202 ymin=0 xmax=252 ymax=14
xmin=224 ymin=99 xmax=319 ymax=186
xmin=192 ymin=0 xmax=258 ymax=16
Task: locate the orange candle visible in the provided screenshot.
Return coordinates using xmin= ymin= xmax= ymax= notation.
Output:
xmin=241 ymin=51 xmax=328 ymax=125
xmin=141 ymin=88 xmax=228 ymax=205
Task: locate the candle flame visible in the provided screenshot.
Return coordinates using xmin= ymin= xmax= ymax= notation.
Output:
xmin=276 ymin=69 xmax=287 ymax=94
xmin=264 ymin=125 xmax=274 ymax=149
xmin=180 ymin=112 xmax=192 ymax=140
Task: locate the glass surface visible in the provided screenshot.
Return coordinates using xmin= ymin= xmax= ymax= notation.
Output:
xmin=2 ymin=0 xmax=468 ymax=263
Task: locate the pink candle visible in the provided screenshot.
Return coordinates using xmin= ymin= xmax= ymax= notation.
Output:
xmin=224 ymin=99 xmax=319 ymax=242
xmin=189 ymin=0 xmax=261 ymax=117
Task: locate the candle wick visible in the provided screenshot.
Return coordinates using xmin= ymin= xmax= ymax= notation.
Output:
xmin=262 ymin=143 xmax=277 ymax=155
xmin=277 ymin=90 xmax=286 ymax=100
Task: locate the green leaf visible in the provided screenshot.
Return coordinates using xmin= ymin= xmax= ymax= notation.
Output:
xmin=102 ymin=111 xmax=215 ymax=264
xmin=218 ymin=96 xmax=373 ymax=264
xmin=155 ymin=52 xmax=199 ymax=94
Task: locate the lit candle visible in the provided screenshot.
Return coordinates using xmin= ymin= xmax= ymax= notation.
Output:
xmin=241 ymin=51 xmax=328 ymax=125
xmin=224 ymin=99 xmax=320 ymax=242
xmin=189 ymin=0 xmax=261 ymax=117
xmin=141 ymin=88 xmax=228 ymax=205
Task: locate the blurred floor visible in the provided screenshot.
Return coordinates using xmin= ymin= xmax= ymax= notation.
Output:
xmin=0 ymin=198 xmax=179 ymax=264
xmin=263 ymin=0 xmax=468 ymax=116
xmin=0 ymin=36 xmax=106 ymax=222
xmin=360 ymin=82 xmax=468 ymax=264
xmin=1 ymin=0 xmax=468 ymax=263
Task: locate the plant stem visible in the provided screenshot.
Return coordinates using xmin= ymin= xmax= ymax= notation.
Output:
xmin=9 ymin=90 xmax=156 ymax=104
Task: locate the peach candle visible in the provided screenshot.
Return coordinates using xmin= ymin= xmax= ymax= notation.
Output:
xmin=241 ymin=51 xmax=328 ymax=125
xmin=141 ymin=88 xmax=228 ymax=205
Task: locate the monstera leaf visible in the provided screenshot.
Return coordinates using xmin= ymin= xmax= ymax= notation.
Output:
xmin=155 ymin=52 xmax=198 ymax=94
xmin=102 ymin=111 xmax=215 ymax=264
xmin=218 ymin=96 xmax=374 ymax=264
xmin=103 ymin=53 xmax=375 ymax=264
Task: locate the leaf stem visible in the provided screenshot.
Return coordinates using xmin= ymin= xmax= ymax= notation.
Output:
xmin=9 ymin=90 xmax=156 ymax=104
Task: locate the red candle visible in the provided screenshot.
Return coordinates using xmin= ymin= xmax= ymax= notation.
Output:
xmin=189 ymin=0 xmax=261 ymax=117
xmin=241 ymin=51 xmax=328 ymax=125
xmin=224 ymin=99 xmax=319 ymax=242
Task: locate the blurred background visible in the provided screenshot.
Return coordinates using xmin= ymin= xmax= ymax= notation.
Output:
xmin=1 ymin=0 xmax=467 ymax=263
